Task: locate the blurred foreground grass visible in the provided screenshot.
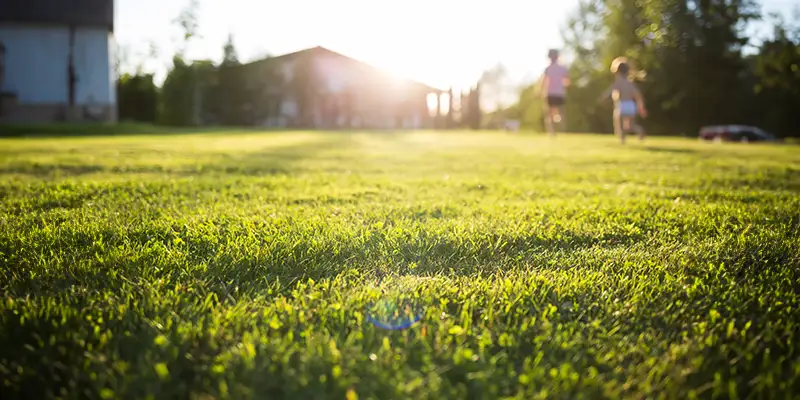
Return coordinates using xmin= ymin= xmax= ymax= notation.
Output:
xmin=1 ymin=131 xmax=799 ymax=399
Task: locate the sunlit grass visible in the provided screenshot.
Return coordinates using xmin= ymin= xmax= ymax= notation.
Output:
xmin=1 ymin=131 xmax=799 ymax=399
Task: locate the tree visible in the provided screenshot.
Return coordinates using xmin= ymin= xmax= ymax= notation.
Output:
xmin=113 ymin=43 xmax=130 ymax=80
xmin=478 ymin=63 xmax=513 ymax=112
xmin=214 ymin=33 xmax=244 ymax=125
xmin=749 ymin=13 xmax=800 ymax=136
xmin=221 ymin=33 xmax=239 ymax=66
xmin=159 ymin=56 xmax=195 ymax=125
xmin=115 ymin=41 xmax=161 ymax=123
xmin=754 ymin=14 xmax=800 ymax=95
xmin=117 ymin=73 xmax=158 ymax=123
xmin=553 ymin=0 xmax=761 ymax=135
xmin=160 ymin=0 xmax=205 ymax=126
xmin=559 ymin=0 xmax=612 ymax=133
xmin=505 ymin=83 xmax=546 ymax=131
xmin=463 ymin=84 xmax=482 ymax=130
xmin=173 ymin=0 xmax=201 ymax=58
xmin=615 ymin=0 xmax=760 ymax=133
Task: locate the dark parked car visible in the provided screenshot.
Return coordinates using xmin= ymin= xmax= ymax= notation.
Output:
xmin=699 ymin=125 xmax=777 ymax=143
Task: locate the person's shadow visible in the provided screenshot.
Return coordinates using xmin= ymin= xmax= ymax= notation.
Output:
xmin=639 ymin=146 xmax=696 ymax=154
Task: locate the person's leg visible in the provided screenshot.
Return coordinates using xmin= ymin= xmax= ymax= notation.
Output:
xmin=622 ymin=116 xmax=632 ymax=132
xmin=633 ymin=120 xmax=645 ymax=141
xmin=544 ymin=110 xmax=555 ymax=135
xmin=550 ymin=106 xmax=561 ymax=134
xmin=543 ymin=99 xmax=555 ymax=135
xmin=555 ymin=104 xmax=566 ymax=132
xmin=620 ymin=116 xmax=634 ymax=144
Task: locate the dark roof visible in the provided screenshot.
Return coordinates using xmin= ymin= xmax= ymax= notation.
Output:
xmin=267 ymin=46 xmax=330 ymax=62
xmin=0 ymin=0 xmax=114 ymax=31
xmin=248 ymin=46 xmax=444 ymax=93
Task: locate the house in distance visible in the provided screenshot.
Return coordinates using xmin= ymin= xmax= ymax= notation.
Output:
xmin=0 ymin=0 xmax=116 ymax=123
xmin=235 ymin=46 xmax=465 ymax=130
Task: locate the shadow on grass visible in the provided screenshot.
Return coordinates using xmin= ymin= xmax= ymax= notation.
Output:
xmin=0 ymin=134 xmax=353 ymax=219
xmin=213 ymin=133 xmax=356 ymax=176
xmin=0 ymin=133 xmax=351 ymax=180
xmin=0 ymin=223 xmax=645 ymax=300
xmin=0 ymin=123 xmax=436 ymax=139
xmin=0 ymin=164 xmax=107 ymax=178
xmin=2 ymin=248 xmax=794 ymax=400
xmin=0 ymin=289 xmax=236 ymax=399
xmin=639 ymin=146 xmax=696 ymax=154
xmin=0 ymin=122 xmax=299 ymax=138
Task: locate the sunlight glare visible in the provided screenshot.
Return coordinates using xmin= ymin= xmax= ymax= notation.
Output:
xmin=427 ymin=93 xmax=439 ymax=116
xmin=426 ymin=93 xmax=451 ymax=117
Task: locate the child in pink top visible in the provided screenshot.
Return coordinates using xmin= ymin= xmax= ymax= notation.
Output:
xmin=539 ymin=49 xmax=570 ymax=135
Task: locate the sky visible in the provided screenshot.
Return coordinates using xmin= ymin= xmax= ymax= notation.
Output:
xmin=116 ymin=0 xmax=798 ymax=93
xmin=117 ymin=0 xmax=574 ymax=92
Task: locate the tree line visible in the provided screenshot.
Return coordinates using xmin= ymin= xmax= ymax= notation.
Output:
xmin=119 ymin=0 xmax=799 ymax=137
xmin=116 ymin=0 xmax=272 ymax=127
xmin=116 ymin=0 xmax=488 ymax=129
xmin=506 ymin=0 xmax=800 ymax=138
xmin=117 ymin=35 xmax=486 ymax=129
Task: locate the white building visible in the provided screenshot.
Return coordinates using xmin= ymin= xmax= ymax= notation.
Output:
xmin=0 ymin=0 xmax=116 ymax=123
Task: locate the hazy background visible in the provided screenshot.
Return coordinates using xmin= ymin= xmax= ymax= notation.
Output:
xmin=116 ymin=0 xmax=797 ymax=91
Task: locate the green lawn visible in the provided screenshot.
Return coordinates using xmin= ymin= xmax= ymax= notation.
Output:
xmin=1 ymin=131 xmax=799 ymax=399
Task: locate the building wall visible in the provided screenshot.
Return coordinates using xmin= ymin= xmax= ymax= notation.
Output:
xmin=313 ymin=53 xmax=356 ymax=94
xmin=247 ymin=48 xmax=437 ymax=129
xmin=310 ymin=53 xmax=428 ymax=129
xmin=73 ymin=27 xmax=115 ymax=107
xmin=0 ymin=24 xmax=68 ymax=103
xmin=0 ymin=23 xmax=115 ymax=122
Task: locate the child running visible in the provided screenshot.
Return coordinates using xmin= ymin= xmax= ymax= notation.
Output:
xmin=539 ymin=49 xmax=570 ymax=136
xmin=599 ymin=57 xmax=647 ymax=144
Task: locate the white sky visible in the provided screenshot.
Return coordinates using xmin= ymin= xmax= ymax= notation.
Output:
xmin=116 ymin=0 xmax=797 ymax=91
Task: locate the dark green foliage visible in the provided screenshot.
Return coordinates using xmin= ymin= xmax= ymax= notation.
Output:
xmin=512 ymin=0 xmax=800 ymax=137
xmin=158 ymin=57 xmax=196 ymax=126
xmin=221 ymin=33 xmax=239 ymax=66
xmin=504 ymin=85 xmax=546 ymax=131
xmin=240 ymin=59 xmax=286 ymax=126
xmin=117 ymin=73 xmax=159 ymax=123
xmin=464 ymin=85 xmax=482 ymax=130
xmin=750 ymin=18 xmax=800 ymax=136
xmin=213 ymin=34 xmax=246 ymax=126
xmin=156 ymin=33 xmax=286 ymax=128
xmin=191 ymin=60 xmax=222 ymax=125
